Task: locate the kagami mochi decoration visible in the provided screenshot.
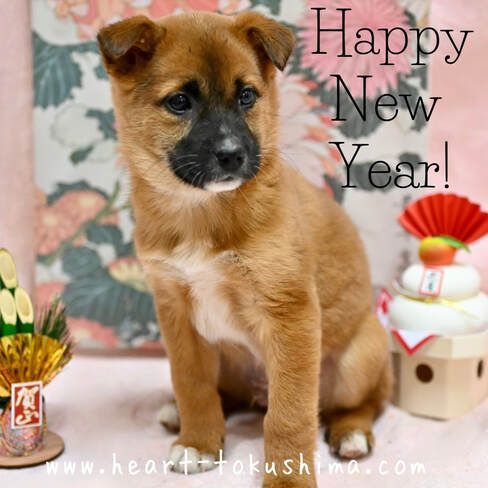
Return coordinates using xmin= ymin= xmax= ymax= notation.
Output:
xmin=398 ymin=193 xmax=488 ymax=266
xmin=0 ymin=248 xmax=72 ymax=467
xmin=384 ymin=194 xmax=488 ymax=420
xmin=391 ymin=194 xmax=488 ymax=336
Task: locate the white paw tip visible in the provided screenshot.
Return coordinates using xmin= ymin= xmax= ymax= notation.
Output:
xmin=338 ymin=430 xmax=369 ymax=459
xmin=199 ymin=453 xmax=217 ymax=472
xmin=169 ymin=444 xmax=216 ymax=474
xmin=157 ymin=402 xmax=180 ymax=430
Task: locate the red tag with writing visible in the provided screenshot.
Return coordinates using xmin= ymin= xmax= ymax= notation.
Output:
xmin=418 ymin=267 xmax=444 ymax=297
xmin=11 ymin=381 xmax=43 ymax=429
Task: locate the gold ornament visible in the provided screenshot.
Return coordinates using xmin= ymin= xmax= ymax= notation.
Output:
xmin=0 ymin=334 xmax=72 ymax=397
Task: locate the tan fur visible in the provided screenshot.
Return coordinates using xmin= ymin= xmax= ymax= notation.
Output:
xmin=98 ymin=12 xmax=392 ymax=487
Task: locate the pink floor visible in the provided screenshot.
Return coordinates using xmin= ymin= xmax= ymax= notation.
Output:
xmin=2 ymin=356 xmax=486 ymax=488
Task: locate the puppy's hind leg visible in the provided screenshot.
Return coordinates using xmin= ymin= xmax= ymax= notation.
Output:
xmin=158 ymin=401 xmax=180 ymax=433
xmin=321 ymin=314 xmax=392 ymax=459
xmin=325 ymin=402 xmax=377 ymax=459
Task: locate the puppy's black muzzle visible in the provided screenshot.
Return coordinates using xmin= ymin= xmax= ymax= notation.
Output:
xmin=169 ymin=109 xmax=260 ymax=189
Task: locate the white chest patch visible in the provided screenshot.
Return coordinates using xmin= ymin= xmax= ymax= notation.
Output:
xmin=166 ymin=247 xmax=250 ymax=348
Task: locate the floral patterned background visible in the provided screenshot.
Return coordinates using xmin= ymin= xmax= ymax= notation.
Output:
xmin=33 ymin=0 xmax=430 ymax=349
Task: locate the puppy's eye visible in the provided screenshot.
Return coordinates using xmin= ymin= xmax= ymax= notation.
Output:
xmin=165 ymin=93 xmax=192 ymax=115
xmin=238 ymin=87 xmax=256 ymax=109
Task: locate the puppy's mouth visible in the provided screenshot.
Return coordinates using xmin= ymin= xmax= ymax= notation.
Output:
xmin=204 ymin=176 xmax=243 ymax=193
xmin=168 ymin=151 xmax=260 ymax=192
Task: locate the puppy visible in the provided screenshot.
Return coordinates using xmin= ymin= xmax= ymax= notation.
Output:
xmin=98 ymin=11 xmax=392 ymax=488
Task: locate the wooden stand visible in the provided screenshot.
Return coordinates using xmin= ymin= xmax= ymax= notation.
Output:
xmin=390 ymin=330 xmax=488 ymax=419
xmin=0 ymin=431 xmax=64 ymax=468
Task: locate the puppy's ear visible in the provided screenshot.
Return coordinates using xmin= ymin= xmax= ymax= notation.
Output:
xmin=234 ymin=12 xmax=295 ymax=71
xmin=97 ymin=16 xmax=165 ymax=75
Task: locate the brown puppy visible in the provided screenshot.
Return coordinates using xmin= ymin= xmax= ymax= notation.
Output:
xmin=98 ymin=11 xmax=392 ymax=487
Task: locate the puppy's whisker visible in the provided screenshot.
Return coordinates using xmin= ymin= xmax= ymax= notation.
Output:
xmin=172 ymin=154 xmax=199 ymax=162
xmin=237 ymin=186 xmax=252 ymax=209
xmin=173 ymin=161 xmax=197 ymax=172
xmin=197 ymin=171 xmax=206 ymax=189
xmin=191 ymin=170 xmax=203 ymax=188
xmin=277 ymin=151 xmax=299 ymax=167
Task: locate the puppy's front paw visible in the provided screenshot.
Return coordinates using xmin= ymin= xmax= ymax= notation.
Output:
xmin=169 ymin=444 xmax=217 ymax=474
xmin=158 ymin=401 xmax=180 ymax=433
xmin=334 ymin=429 xmax=372 ymax=459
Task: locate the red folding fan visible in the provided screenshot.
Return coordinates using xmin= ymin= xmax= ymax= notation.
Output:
xmin=398 ymin=193 xmax=488 ymax=266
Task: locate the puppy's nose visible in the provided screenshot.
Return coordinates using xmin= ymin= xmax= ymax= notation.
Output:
xmin=215 ymin=139 xmax=246 ymax=171
xmin=215 ymin=148 xmax=246 ymax=171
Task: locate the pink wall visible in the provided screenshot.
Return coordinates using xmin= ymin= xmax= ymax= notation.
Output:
xmin=0 ymin=0 xmax=35 ymax=293
xmin=429 ymin=0 xmax=488 ymax=287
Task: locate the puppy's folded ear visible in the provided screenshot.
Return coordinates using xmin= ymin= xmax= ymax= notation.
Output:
xmin=234 ymin=12 xmax=295 ymax=71
xmin=97 ymin=16 xmax=165 ymax=75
